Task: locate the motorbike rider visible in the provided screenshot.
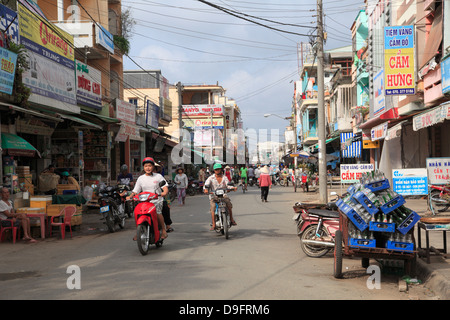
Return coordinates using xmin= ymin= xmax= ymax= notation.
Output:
xmin=127 ymin=157 xmax=169 ymax=240
xmin=204 ymin=163 xmax=237 ymax=230
xmin=118 ymin=164 xmax=134 ymax=197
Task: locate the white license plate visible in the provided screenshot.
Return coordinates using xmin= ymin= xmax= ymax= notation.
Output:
xmin=100 ymin=205 xmax=109 ymax=213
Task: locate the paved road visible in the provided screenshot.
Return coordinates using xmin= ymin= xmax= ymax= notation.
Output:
xmin=0 ymin=184 xmax=434 ymax=301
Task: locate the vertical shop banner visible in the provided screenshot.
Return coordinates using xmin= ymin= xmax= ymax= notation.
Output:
xmin=373 ymin=69 xmax=385 ymax=117
xmin=442 ymin=57 xmax=450 ymax=95
xmin=18 ymin=3 xmax=77 ymax=110
xmin=384 ymin=25 xmax=415 ymax=95
xmin=75 ymin=60 xmax=102 ymax=110
xmin=0 ymin=47 xmax=18 ymax=95
xmin=146 ymin=100 xmax=160 ymax=129
xmin=392 ymin=168 xmax=428 ymax=195
xmin=426 ymin=158 xmax=450 ymax=185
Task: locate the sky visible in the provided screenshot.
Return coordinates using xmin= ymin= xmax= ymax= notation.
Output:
xmin=121 ymin=0 xmax=364 ymax=138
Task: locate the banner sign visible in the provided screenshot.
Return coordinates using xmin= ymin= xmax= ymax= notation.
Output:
xmin=146 ymin=100 xmax=160 ymax=129
xmin=373 ymin=69 xmax=385 ymax=117
xmin=413 ymin=105 xmax=446 ymax=131
xmin=182 ymin=104 xmax=224 ymax=117
xmin=184 ymin=118 xmax=224 ymax=129
xmin=75 ymin=60 xmax=102 ymax=110
xmin=371 ymin=121 xmax=388 ymax=141
xmin=384 ymin=25 xmax=415 ymax=95
xmin=115 ymin=99 xmax=136 ymax=123
xmin=0 ymin=47 xmax=17 ymax=95
xmin=426 ymin=157 xmax=450 ymax=185
xmin=340 ymin=163 xmax=374 ymax=184
xmin=95 ymin=24 xmax=114 ymax=54
xmin=392 ymin=168 xmax=428 ymax=195
xmin=0 ymin=4 xmax=19 ymax=44
xmin=442 ymin=56 xmax=450 ymax=94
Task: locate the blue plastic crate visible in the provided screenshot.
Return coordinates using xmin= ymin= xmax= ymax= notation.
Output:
xmin=386 ymin=240 xmax=414 ymax=252
xmin=353 ymin=191 xmax=379 ymax=215
xmin=349 ymin=237 xmax=376 ymax=248
xmin=365 ymin=179 xmax=390 ymax=192
xmin=369 ymin=221 xmax=395 ymax=233
xmin=397 ymin=210 xmax=421 ymax=235
xmin=341 ymin=205 xmax=368 ymax=231
xmin=379 ymin=195 xmax=406 ymax=214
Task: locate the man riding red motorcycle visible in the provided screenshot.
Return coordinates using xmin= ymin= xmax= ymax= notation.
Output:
xmin=127 ymin=157 xmax=169 ymax=241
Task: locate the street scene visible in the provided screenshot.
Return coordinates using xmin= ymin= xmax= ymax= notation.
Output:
xmin=0 ymin=0 xmax=450 ymax=306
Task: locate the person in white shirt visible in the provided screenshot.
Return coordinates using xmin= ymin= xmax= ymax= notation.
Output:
xmin=127 ymin=157 xmax=169 ymax=240
xmin=0 ymin=187 xmax=36 ymax=242
xmin=174 ymin=167 xmax=188 ymax=205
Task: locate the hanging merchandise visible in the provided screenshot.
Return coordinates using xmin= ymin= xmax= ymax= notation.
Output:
xmin=336 ymin=169 xmax=420 ymax=252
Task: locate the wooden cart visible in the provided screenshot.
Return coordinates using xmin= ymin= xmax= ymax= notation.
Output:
xmin=333 ymin=210 xmax=417 ymax=278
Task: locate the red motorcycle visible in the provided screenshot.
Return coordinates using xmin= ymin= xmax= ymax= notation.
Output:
xmin=293 ymin=192 xmax=340 ymax=258
xmin=429 ymin=183 xmax=450 ymax=215
xmin=133 ymin=191 xmax=164 ymax=255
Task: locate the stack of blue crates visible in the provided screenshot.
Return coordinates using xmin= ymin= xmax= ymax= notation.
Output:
xmin=336 ymin=172 xmax=418 ymax=252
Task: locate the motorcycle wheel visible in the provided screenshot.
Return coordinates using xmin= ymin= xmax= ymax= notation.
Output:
xmin=125 ymin=201 xmax=134 ymax=218
xmin=187 ymin=186 xmax=196 ymax=196
xmin=279 ymin=179 xmax=285 ymax=187
xmin=137 ymin=224 xmax=150 ymax=255
xmin=105 ymin=212 xmax=115 ymax=233
xmin=300 ymin=224 xmax=331 ymax=258
xmin=169 ymin=189 xmax=177 ymax=202
xmin=333 ymin=230 xmax=343 ymax=279
xmin=222 ymin=210 xmax=229 ymax=239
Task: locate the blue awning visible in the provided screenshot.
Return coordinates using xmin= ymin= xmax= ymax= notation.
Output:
xmin=340 ymin=132 xmax=361 ymax=158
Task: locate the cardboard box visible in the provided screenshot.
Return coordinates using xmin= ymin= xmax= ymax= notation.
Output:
xmin=30 ymin=196 xmax=52 ymax=213
xmin=57 ymin=184 xmax=78 ymax=195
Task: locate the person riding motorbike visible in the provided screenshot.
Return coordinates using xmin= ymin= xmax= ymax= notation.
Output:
xmin=127 ymin=157 xmax=169 ymax=240
xmin=204 ymin=163 xmax=237 ymax=230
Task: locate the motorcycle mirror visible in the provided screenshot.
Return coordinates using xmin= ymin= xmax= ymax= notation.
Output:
xmin=159 ymin=180 xmax=167 ymax=187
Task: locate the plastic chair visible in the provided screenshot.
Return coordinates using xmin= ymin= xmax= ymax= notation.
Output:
xmin=49 ymin=206 xmax=76 ymax=239
xmin=0 ymin=219 xmax=21 ymax=244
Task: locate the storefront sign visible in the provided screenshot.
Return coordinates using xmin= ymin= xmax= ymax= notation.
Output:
xmin=95 ymin=24 xmax=114 ymax=54
xmin=182 ymin=104 xmax=224 ymax=117
xmin=340 ymin=163 xmax=374 ymax=184
xmin=184 ymin=118 xmax=224 ymax=129
xmin=384 ymin=25 xmax=415 ymax=95
xmin=75 ymin=60 xmax=102 ymax=110
xmin=115 ymin=122 xmax=143 ymax=142
xmin=146 ymin=101 xmax=159 ymax=129
xmin=426 ymin=157 xmax=450 ymax=185
xmin=0 ymin=4 xmax=19 ymax=44
xmin=363 ymin=140 xmax=380 ymax=149
xmin=392 ymin=168 xmax=428 ymax=195
xmin=371 ymin=121 xmax=388 ymax=141
xmin=385 ymin=121 xmax=405 ymax=140
xmin=115 ymin=99 xmax=136 ymax=123
xmin=373 ymin=69 xmax=385 ymax=116
xmin=442 ymin=57 xmax=450 ymax=94
xmin=412 ymin=105 xmax=445 ymax=131
xmin=0 ymin=47 xmax=17 ymax=95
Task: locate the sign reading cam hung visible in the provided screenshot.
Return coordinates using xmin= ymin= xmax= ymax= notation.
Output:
xmin=384 ymin=25 xmax=415 ymax=95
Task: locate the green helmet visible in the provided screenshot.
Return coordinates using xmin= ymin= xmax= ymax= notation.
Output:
xmin=213 ymin=163 xmax=222 ymax=170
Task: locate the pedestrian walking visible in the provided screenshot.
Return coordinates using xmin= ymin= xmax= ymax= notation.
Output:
xmin=174 ymin=167 xmax=188 ymax=205
xmin=258 ymin=166 xmax=272 ymax=202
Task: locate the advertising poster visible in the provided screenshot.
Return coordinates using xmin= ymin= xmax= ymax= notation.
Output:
xmin=384 ymin=25 xmax=415 ymax=95
xmin=0 ymin=4 xmax=19 ymax=44
xmin=18 ymin=3 xmax=77 ymax=111
xmin=373 ymin=69 xmax=385 ymax=117
xmin=340 ymin=164 xmax=374 ymax=184
xmin=426 ymin=158 xmax=450 ymax=185
xmin=0 ymin=47 xmax=18 ymax=95
xmin=392 ymin=168 xmax=428 ymax=195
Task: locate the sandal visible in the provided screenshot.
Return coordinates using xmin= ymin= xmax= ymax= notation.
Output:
xmin=231 ymin=221 xmax=237 ymax=226
xmin=166 ymin=227 xmax=174 ymax=233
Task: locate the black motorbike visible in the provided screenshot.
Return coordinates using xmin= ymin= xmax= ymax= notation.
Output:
xmin=98 ymin=184 xmax=128 ymax=233
xmin=167 ymin=180 xmax=177 ymax=202
xmin=187 ymin=179 xmax=204 ymax=196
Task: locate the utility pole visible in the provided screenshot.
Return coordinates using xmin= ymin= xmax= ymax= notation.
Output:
xmin=317 ymin=0 xmax=327 ymax=204
xmin=176 ymin=81 xmax=183 ymax=143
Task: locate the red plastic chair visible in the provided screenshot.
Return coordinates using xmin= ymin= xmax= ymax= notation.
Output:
xmin=49 ymin=206 xmax=76 ymax=239
xmin=0 ymin=219 xmax=21 ymax=244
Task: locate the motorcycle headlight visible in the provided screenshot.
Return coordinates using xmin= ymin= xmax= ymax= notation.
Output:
xmin=139 ymin=194 xmax=150 ymax=201
xmin=215 ymin=189 xmax=225 ymax=196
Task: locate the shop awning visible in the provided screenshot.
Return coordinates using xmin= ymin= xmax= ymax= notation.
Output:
xmin=81 ymin=110 xmax=121 ymax=123
xmin=359 ymin=108 xmax=399 ymax=130
xmin=310 ymin=135 xmax=340 ymax=150
xmin=340 ymin=132 xmax=361 ymax=158
xmin=59 ymin=114 xmax=103 ymax=130
xmin=0 ymin=102 xmax=63 ymax=123
xmin=1 ymin=133 xmax=41 ymax=158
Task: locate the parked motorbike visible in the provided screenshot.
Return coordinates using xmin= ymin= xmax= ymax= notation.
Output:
xmin=293 ymin=192 xmax=340 ymax=257
xmin=98 ymin=184 xmax=127 ymax=233
xmin=187 ymin=179 xmax=204 ymax=196
xmin=429 ymin=183 xmax=450 ymax=215
xmin=134 ymin=180 xmax=167 ymax=255
xmin=167 ymin=180 xmax=177 ymax=202
xmin=209 ymin=182 xmax=235 ymax=239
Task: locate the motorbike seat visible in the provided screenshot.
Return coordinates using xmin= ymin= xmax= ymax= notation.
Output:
xmin=308 ymin=209 xmax=340 ymax=218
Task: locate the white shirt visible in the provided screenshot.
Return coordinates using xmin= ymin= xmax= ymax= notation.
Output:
xmin=0 ymin=199 xmax=13 ymax=220
xmin=132 ymin=173 xmax=167 ymax=195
